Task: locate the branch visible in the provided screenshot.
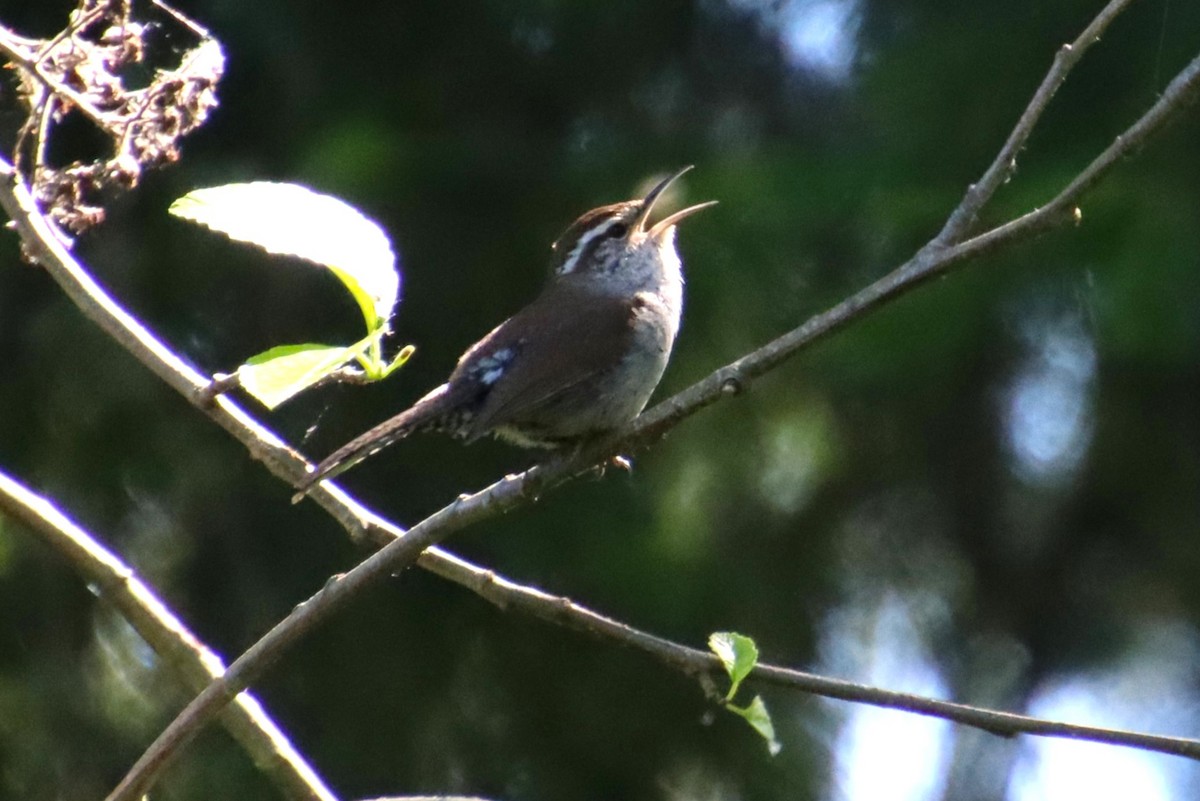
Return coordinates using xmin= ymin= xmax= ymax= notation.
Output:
xmin=627 ymin=47 xmax=1200 ymax=446
xmin=419 ymin=551 xmax=1200 ymax=759
xmin=0 ymin=470 xmax=339 ymax=801
xmin=932 ymin=0 xmax=1135 ymax=245
xmin=0 ymin=464 xmax=496 ymax=801
xmin=99 ymin=462 xmax=578 ymax=801
xmin=0 ymin=155 xmax=385 ymax=542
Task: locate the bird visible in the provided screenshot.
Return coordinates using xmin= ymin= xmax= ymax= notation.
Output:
xmin=295 ymin=166 xmax=715 ymax=497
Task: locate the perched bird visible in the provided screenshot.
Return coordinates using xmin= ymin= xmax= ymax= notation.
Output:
xmin=296 ymin=166 xmax=715 ymax=496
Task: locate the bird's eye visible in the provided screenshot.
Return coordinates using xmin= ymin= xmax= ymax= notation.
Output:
xmin=607 ymin=222 xmax=628 ymax=238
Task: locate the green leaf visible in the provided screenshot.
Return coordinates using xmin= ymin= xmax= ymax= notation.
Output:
xmin=728 ymin=696 xmax=782 ymax=756
xmin=379 ymin=344 xmax=415 ymax=378
xmin=170 ymin=182 xmax=399 ymax=330
xmin=238 ymin=343 xmax=357 ymax=409
xmin=709 ymin=631 xmax=760 ymax=698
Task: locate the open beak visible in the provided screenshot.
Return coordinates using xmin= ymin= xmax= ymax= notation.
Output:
xmin=633 ymin=165 xmax=718 ymax=236
xmin=648 ymin=199 xmax=719 ymax=237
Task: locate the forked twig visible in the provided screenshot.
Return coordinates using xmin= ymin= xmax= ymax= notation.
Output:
xmin=0 ymin=471 xmax=339 ymax=801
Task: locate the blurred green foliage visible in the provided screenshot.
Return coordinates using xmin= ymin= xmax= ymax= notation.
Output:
xmin=1 ymin=0 xmax=1198 ymax=799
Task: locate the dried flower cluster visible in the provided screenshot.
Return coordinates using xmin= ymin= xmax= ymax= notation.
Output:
xmin=0 ymin=0 xmax=223 ymax=232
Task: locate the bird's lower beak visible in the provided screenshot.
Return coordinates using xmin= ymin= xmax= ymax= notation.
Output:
xmin=647 ymin=200 xmax=719 ymax=237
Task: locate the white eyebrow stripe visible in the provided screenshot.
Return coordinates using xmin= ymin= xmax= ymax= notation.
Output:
xmin=558 ymin=219 xmax=618 ymax=275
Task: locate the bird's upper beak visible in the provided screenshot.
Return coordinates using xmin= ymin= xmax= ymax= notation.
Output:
xmin=633 ymin=165 xmax=718 ymax=237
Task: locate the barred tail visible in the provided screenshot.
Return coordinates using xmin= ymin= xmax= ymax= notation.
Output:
xmin=292 ymin=385 xmax=449 ymax=500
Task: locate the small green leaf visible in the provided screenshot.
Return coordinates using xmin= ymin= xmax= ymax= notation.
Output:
xmin=238 ymin=343 xmax=356 ymax=409
xmin=728 ymin=696 xmax=782 ymax=756
xmin=709 ymin=631 xmax=760 ymax=698
xmin=379 ymin=344 xmax=415 ymax=378
xmin=170 ymin=182 xmax=399 ymax=330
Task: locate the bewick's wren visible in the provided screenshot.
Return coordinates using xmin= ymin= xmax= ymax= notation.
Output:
xmin=296 ymin=166 xmax=715 ymax=495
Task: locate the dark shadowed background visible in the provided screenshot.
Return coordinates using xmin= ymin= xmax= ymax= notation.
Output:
xmin=1 ymin=1 xmax=1199 ymax=799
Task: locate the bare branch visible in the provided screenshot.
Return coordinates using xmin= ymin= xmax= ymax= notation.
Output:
xmin=420 ymin=551 xmax=1200 ymax=759
xmin=933 ymin=0 xmax=1136 ymax=245
xmin=627 ymin=48 xmax=1200 ymax=448
xmin=0 ymin=470 xmax=339 ymax=801
xmin=100 ymin=465 xmax=563 ymax=801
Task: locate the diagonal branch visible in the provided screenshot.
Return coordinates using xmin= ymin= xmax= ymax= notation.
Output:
xmin=0 ymin=470 xmax=339 ymax=801
xmin=420 ymin=551 xmax=1200 ymax=759
xmin=932 ymin=0 xmax=1135 ymax=245
xmin=625 ymin=47 xmax=1200 ymax=450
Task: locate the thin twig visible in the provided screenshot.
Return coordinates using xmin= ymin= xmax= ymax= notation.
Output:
xmin=151 ymin=0 xmax=213 ymax=39
xmin=933 ymin=0 xmax=1136 ymax=245
xmin=34 ymin=94 xmax=55 ymax=171
xmin=33 ymin=3 xmax=108 ymax=63
xmin=0 ymin=29 xmax=111 ymax=130
xmin=0 ymin=470 xmax=340 ymax=801
xmin=417 ymin=551 xmax=1200 ymax=758
xmin=627 ymin=48 xmax=1200 ymax=446
xmin=99 ymin=468 xmax=558 ymax=801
